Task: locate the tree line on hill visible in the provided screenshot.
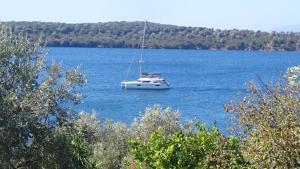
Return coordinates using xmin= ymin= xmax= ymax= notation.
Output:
xmin=2 ymin=21 xmax=300 ymax=51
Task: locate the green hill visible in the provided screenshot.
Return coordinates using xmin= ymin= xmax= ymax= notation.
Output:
xmin=2 ymin=21 xmax=300 ymax=51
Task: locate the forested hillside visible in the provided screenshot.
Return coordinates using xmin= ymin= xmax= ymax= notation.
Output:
xmin=3 ymin=21 xmax=300 ymax=51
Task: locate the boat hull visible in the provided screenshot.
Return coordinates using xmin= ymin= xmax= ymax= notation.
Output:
xmin=121 ymin=81 xmax=170 ymax=90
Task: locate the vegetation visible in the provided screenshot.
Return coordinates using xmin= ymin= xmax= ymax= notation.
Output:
xmin=226 ymin=81 xmax=300 ymax=168
xmin=0 ymin=27 xmax=95 ymax=168
xmin=2 ymin=21 xmax=300 ymax=51
xmin=2 ymin=27 xmax=300 ymax=168
xmin=128 ymin=125 xmax=250 ymax=169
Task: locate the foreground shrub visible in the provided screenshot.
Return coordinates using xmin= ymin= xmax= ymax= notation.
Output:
xmin=128 ymin=124 xmax=250 ymax=169
xmin=226 ymin=81 xmax=300 ymax=168
xmin=0 ymin=28 xmax=88 ymax=168
xmin=129 ymin=105 xmax=192 ymax=142
xmin=43 ymin=119 xmax=99 ymax=169
xmin=92 ymin=121 xmax=129 ymax=169
xmin=124 ymin=105 xmax=193 ymax=168
xmin=72 ymin=105 xmax=186 ymax=169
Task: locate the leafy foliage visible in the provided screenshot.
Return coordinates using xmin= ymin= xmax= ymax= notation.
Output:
xmin=128 ymin=125 xmax=250 ymax=169
xmin=2 ymin=21 xmax=300 ymax=51
xmin=0 ymin=27 xmax=91 ymax=168
xmin=91 ymin=121 xmax=129 ymax=169
xmin=285 ymin=65 xmax=300 ymax=87
xmin=226 ymin=81 xmax=300 ymax=168
xmin=129 ymin=105 xmax=192 ymax=142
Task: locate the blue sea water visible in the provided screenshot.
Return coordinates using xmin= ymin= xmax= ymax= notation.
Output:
xmin=48 ymin=48 xmax=300 ymax=131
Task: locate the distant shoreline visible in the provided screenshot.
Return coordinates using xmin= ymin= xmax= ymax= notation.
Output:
xmin=3 ymin=21 xmax=300 ymax=51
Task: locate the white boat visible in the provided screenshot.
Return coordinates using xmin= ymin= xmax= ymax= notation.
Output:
xmin=121 ymin=73 xmax=170 ymax=89
xmin=121 ymin=21 xmax=170 ymax=90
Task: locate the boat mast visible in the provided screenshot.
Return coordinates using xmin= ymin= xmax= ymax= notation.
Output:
xmin=139 ymin=21 xmax=147 ymax=78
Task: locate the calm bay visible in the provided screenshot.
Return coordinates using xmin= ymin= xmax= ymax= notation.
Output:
xmin=48 ymin=47 xmax=300 ymax=130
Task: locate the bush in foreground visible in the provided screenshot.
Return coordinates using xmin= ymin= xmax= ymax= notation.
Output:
xmin=128 ymin=125 xmax=250 ymax=169
xmin=226 ymin=81 xmax=300 ymax=168
xmin=0 ymin=27 xmax=100 ymax=169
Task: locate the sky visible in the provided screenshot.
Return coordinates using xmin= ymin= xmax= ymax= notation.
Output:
xmin=0 ymin=0 xmax=299 ymax=31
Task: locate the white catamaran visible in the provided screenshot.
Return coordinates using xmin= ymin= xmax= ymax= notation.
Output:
xmin=121 ymin=21 xmax=170 ymax=90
